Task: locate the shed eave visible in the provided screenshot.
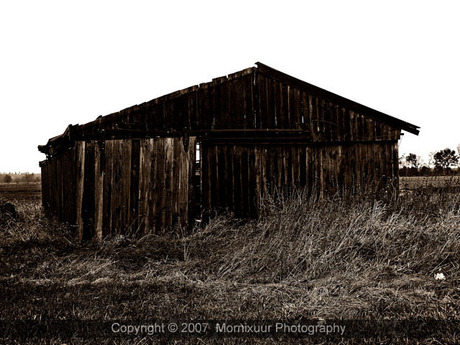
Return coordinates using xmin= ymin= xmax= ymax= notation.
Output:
xmin=255 ymin=62 xmax=420 ymax=136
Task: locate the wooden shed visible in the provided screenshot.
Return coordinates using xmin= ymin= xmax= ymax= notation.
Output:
xmin=38 ymin=62 xmax=419 ymax=240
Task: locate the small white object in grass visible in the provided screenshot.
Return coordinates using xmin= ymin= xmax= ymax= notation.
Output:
xmin=434 ymin=272 xmax=446 ymax=280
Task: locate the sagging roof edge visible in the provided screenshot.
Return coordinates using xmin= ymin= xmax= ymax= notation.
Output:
xmin=38 ymin=62 xmax=420 ymax=155
xmin=255 ymin=62 xmax=419 ymax=136
xmin=38 ymin=124 xmax=74 ymax=155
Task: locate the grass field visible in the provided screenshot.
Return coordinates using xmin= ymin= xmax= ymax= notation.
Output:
xmin=1 ymin=181 xmax=460 ymax=344
xmin=0 ymin=182 xmax=41 ymax=202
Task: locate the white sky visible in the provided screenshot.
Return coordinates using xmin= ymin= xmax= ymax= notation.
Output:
xmin=1 ymin=0 xmax=459 ymax=173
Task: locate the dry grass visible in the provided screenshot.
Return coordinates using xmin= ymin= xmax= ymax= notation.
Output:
xmin=1 ymin=187 xmax=460 ymax=344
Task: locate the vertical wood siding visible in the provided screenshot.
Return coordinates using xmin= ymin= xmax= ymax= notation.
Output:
xmin=40 ymin=65 xmax=411 ymax=239
xmin=42 ymin=137 xmax=196 ymax=240
xmin=41 ymin=146 xmax=77 ymax=226
xmin=201 ymin=142 xmax=399 ymax=218
xmin=73 ymin=69 xmax=402 ymax=141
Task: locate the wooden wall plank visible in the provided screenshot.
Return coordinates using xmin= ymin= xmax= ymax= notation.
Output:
xmin=173 ymin=137 xmax=181 ymax=227
xmin=102 ymin=140 xmax=113 ymax=238
xmin=156 ymin=138 xmax=166 ymax=232
xmin=187 ymin=136 xmax=197 ymax=227
xmin=138 ymin=139 xmax=150 ymax=234
xmin=254 ymin=147 xmax=261 ymax=215
xmin=75 ymin=141 xmax=86 ymax=241
xmin=121 ymin=139 xmax=132 ymax=233
xmin=217 ymin=146 xmax=226 ymax=208
xmin=63 ymin=148 xmax=75 ymax=224
xmin=147 ymin=138 xmax=158 ymax=233
xmin=57 ymin=154 xmax=63 ymax=220
xmin=82 ymin=141 xmax=95 ymax=240
xmin=110 ymin=140 xmax=122 ymax=235
xmin=241 ymin=150 xmax=249 ymax=216
xmin=233 ymin=148 xmax=242 ymax=217
xmin=164 ymin=138 xmax=174 ymax=230
xmin=210 ymin=145 xmax=218 ymax=209
xmin=248 ymin=149 xmax=257 ymax=218
xmin=130 ymin=139 xmax=140 ymax=234
xmin=257 ymin=73 xmax=267 ymax=129
xmin=178 ymin=137 xmax=186 ymax=228
xmin=201 ymin=142 xmax=211 ymax=215
xmin=94 ymin=141 xmax=104 ymax=240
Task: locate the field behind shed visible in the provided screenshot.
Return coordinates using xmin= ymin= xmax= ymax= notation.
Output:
xmin=0 ymin=182 xmax=41 ymax=202
xmin=400 ymin=175 xmax=460 ymax=191
xmin=1 ymin=181 xmax=460 ymax=344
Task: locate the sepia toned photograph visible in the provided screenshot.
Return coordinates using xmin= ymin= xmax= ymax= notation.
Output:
xmin=1 ymin=1 xmax=459 ymax=344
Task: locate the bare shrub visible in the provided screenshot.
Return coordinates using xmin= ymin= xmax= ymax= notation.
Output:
xmin=0 ymin=198 xmax=17 ymax=222
xmin=3 ymin=174 xmax=12 ymax=183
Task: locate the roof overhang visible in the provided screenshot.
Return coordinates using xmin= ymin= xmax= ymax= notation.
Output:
xmin=255 ymin=62 xmax=420 ymax=135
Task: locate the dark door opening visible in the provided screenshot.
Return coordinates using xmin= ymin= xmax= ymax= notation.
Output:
xmin=190 ymin=140 xmax=202 ymax=225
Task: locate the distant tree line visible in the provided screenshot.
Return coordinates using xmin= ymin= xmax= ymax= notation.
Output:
xmin=0 ymin=173 xmax=41 ymax=184
xmin=400 ymin=147 xmax=460 ymax=176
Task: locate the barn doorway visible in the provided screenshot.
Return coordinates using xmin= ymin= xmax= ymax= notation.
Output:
xmin=190 ymin=140 xmax=202 ymax=224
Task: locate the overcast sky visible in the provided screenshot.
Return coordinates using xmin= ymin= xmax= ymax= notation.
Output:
xmin=1 ymin=0 xmax=459 ymax=173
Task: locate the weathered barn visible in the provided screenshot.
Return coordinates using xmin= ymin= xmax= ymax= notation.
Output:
xmin=38 ymin=62 xmax=419 ymax=240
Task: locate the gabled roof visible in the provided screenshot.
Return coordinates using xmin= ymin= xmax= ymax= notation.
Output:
xmin=39 ymin=62 xmax=419 ymax=156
